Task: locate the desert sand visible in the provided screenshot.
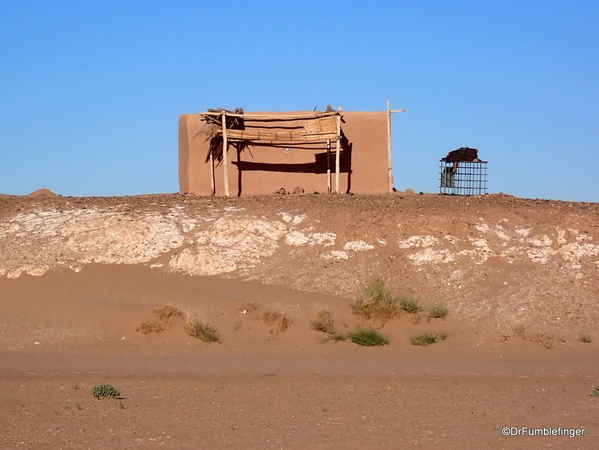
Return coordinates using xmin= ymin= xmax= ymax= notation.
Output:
xmin=1 ymin=192 xmax=598 ymax=449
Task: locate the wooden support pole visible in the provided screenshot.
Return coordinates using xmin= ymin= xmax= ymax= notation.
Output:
xmin=386 ymin=100 xmax=393 ymax=192
xmin=335 ymin=107 xmax=342 ymax=194
xmin=221 ymin=111 xmax=230 ymax=197
xmin=209 ymin=149 xmax=215 ymax=196
xmin=327 ymin=139 xmax=331 ymax=194
xmin=386 ymin=101 xmax=406 ymax=192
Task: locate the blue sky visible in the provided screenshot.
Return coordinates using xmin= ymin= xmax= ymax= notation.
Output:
xmin=1 ymin=1 xmax=597 ymax=201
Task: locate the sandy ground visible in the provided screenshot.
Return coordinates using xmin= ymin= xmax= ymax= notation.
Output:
xmin=1 ymin=193 xmax=598 ymax=449
xmin=2 ymin=370 xmax=597 ymax=450
xmin=1 ymin=265 xmax=598 ymax=449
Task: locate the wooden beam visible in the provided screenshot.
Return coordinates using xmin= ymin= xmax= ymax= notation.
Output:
xmin=335 ymin=107 xmax=342 ymax=194
xmin=222 ymin=111 xmax=229 ymax=197
xmin=223 ymin=128 xmax=338 ymax=142
xmin=200 ymin=111 xmax=341 ymax=120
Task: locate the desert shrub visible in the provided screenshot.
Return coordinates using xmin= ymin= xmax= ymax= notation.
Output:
xmin=92 ymin=384 xmax=120 ymax=399
xmin=278 ymin=314 xmax=293 ymax=332
xmin=591 ymin=385 xmax=599 ymax=397
xmin=511 ymin=325 xmax=554 ymax=349
xmin=528 ymin=333 xmax=554 ymax=349
xmin=184 ymin=318 xmax=221 ymax=343
xmin=263 ymin=311 xmax=282 ymax=325
xmin=262 ymin=310 xmax=292 ymax=332
xmin=136 ymin=319 xmax=165 ymax=334
xmin=154 ymin=304 xmax=185 ymax=321
xmin=428 ymin=303 xmax=449 ymax=319
xmin=399 ymin=296 xmax=421 ymax=314
xmin=322 ymin=332 xmax=348 ymax=343
xmin=137 ymin=304 xmax=186 ymax=335
xmin=238 ymin=302 xmax=292 ymax=335
xmin=346 ymin=326 xmax=390 ymax=347
xmin=580 ymin=333 xmax=593 ymax=344
xmin=240 ymin=302 xmax=260 ymax=313
xmin=239 ymin=302 xmax=261 ymax=320
xmin=352 ymin=279 xmax=399 ymax=322
xmin=511 ymin=324 xmax=525 ymax=336
xmin=409 ymin=332 xmax=448 ymax=346
xmin=310 ymin=310 xmax=337 ymax=334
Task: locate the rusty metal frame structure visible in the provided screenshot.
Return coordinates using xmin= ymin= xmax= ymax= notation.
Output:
xmin=439 ymin=160 xmax=488 ymax=196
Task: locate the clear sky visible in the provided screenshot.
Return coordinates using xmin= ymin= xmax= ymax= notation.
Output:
xmin=1 ymin=1 xmax=597 ymax=201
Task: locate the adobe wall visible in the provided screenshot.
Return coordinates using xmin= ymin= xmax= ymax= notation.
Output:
xmin=179 ymin=111 xmax=390 ymax=196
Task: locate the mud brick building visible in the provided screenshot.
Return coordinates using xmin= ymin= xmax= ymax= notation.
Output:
xmin=179 ymin=107 xmax=400 ymax=196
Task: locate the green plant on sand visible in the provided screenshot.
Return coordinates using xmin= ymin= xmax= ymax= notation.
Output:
xmin=428 ymin=303 xmax=449 ymax=319
xmin=346 ymin=326 xmax=390 ymax=347
xmin=399 ymin=296 xmax=421 ymax=314
xmin=352 ymin=279 xmax=400 ymax=322
xmin=92 ymin=384 xmax=121 ymax=399
xmin=409 ymin=332 xmax=448 ymax=346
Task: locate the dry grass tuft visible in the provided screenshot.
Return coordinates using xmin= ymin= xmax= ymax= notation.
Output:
xmin=398 ymin=296 xmax=421 ymax=314
xmin=322 ymin=332 xmax=347 ymax=343
xmin=580 ymin=333 xmax=593 ymax=344
xmin=526 ymin=332 xmax=554 ymax=349
xmin=238 ymin=302 xmax=292 ymax=335
xmin=262 ymin=310 xmax=293 ymax=332
xmin=136 ymin=303 xmax=186 ymax=335
xmin=509 ymin=324 xmax=554 ymax=349
xmin=428 ymin=303 xmax=449 ymax=319
xmin=263 ymin=311 xmax=282 ymax=325
xmin=239 ymin=302 xmax=262 ymax=320
xmin=278 ymin=314 xmax=293 ymax=332
xmin=311 ymin=310 xmax=345 ymax=343
xmin=154 ymin=304 xmax=185 ymax=321
xmin=136 ymin=319 xmax=165 ymax=334
xmin=409 ymin=332 xmax=448 ymax=346
xmin=310 ymin=310 xmax=337 ymax=334
xmin=511 ymin=324 xmax=526 ymax=336
xmin=184 ymin=317 xmax=221 ymax=343
xmin=352 ymin=279 xmax=400 ymax=322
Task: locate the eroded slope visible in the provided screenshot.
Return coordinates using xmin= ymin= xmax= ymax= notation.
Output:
xmin=1 ymin=193 xmax=597 ymax=333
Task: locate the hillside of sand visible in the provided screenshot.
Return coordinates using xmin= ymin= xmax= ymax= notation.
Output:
xmin=1 ymin=192 xmax=598 ymax=338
